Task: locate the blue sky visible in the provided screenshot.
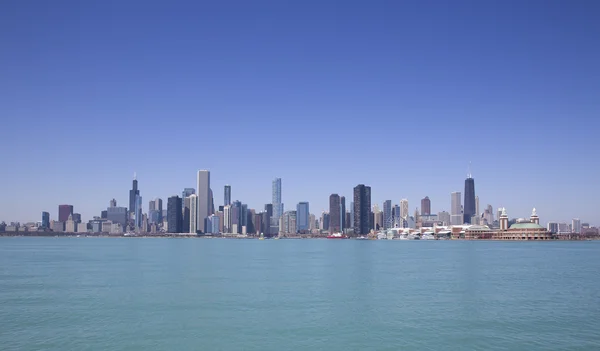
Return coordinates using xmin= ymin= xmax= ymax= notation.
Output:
xmin=1 ymin=0 xmax=598 ymax=225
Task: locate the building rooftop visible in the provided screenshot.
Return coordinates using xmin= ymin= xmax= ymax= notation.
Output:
xmin=509 ymin=222 xmax=545 ymax=230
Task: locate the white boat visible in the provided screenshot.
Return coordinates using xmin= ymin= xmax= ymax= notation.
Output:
xmin=421 ymin=233 xmax=435 ymax=240
xmin=407 ymin=233 xmax=420 ymax=240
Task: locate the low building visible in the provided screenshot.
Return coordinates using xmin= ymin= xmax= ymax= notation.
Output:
xmin=493 ymin=208 xmax=554 ymax=240
xmin=52 ymin=221 xmax=64 ymax=232
xmin=465 ymin=225 xmax=493 ymax=239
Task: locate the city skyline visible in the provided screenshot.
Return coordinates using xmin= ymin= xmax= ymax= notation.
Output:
xmin=1 ymin=2 xmax=598 ymax=225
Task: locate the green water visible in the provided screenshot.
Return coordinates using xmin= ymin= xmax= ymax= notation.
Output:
xmin=1 ymin=238 xmax=599 ymax=350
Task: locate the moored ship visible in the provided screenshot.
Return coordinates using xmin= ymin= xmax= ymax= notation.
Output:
xmin=327 ymin=233 xmax=347 ymax=239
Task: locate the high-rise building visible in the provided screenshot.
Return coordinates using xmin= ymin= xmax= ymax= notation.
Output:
xmin=340 ymin=196 xmax=346 ymax=232
xmin=183 ymin=196 xmax=192 ymax=233
xmin=128 ymin=173 xmax=139 ymax=223
xmin=182 ymin=188 xmax=195 ymax=215
xmin=393 ymin=204 xmax=401 ymax=227
xmin=197 ymin=170 xmax=211 ymax=233
xmin=58 ymin=205 xmax=73 ymax=223
xmin=231 ymin=201 xmax=242 ymax=234
xmin=475 ymin=196 xmax=480 ymax=218
xmin=42 ymin=212 xmax=50 ymax=229
xmin=107 ymin=206 xmax=128 ymax=227
xmin=264 ymin=204 xmax=273 ymax=236
xmin=329 ymin=194 xmax=341 ymax=233
xmin=547 ymin=222 xmax=559 ymax=233
xmin=438 ymin=211 xmax=451 ymax=226
xmin=464 ymin=175 xmax=476 ymax=224
xmin=349 ymin=202 xmax=354 ymax=232
xmin=167 ymin=196 xmax=183 ymax=233
xmin=572 ymin=218 xmax=581 ymax=234
xmin=451 ymin=192 xmax=462 ymax=225
xmin=188 ymin=194 xmax=198 ymax=233
xmin=224 ymin=185 xmax=231 ymax=206
xmin=272 ymin=178 xmax=282 ymax=220
xmin=421 ymin=196 xmax=431 ymax=216
xmin=321 ymin=212 xmax=330 ymax=231
xmin=65 ymin=214 xmax=76 ymax=232
xmin=134 ymin=194 xmax=142 ymax=229
xmin=373 ymin=204 xmax=381 ymax=230
xmin=353 ymin=184 xmax=371 ymax=235
xmin=383 ymin=200 xmax=392 ymax=229
xmin=400 ymin=199 xmax=409 ymax=220
xmin=223 ymin=205 xmax=232 ymax=233
xmin=296 ymin=202 xmax=310 ymax=232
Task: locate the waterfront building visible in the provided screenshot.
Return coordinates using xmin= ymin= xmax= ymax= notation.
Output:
xmin=353 ymin=184 xmax=371 ymax=235
xmin=134 ymin=195 xmax=142 ymax=229
xmin=329 ymin=194 xmax=341 ymax=233
xmin=495 ymin=208 xmax=553 ymax=240
xmin=72 ymin=213 xmax=81 ymax=223
xmin=207 ymin=214 xmax=219 ymax=234
xmin=264 ymin=204 xmax=273 ymax=236
xmin=475 ymin=196 xmax=480 ymax=219
xmin=102 ymin=221 xmax=112 ymax=233
xmin=42 ymin=212 xmax=50 ymax=229
xmin=183 ymin=196 xmax=191 ymax=233
xmin=572 ymin=218 xmax=581 ymax=234
xmin=241 ymin=204 xmax=248 ymax=228
xmin=155 ymin=198 xmax=163 ymax=223
xmin=373 ymin=204 xmax=381 ymax=230
xmin=77 ymin=222 xmax=88 ymax=233
xmin=223 ymin=205 xmax=232 ymax=233
xmin=421 ymin=196 xmax=431 ymax=216
xmin=231 ymin=201 xmax=242 ymax=233
xmin=349 ymin=202 xmax=354 ymax=231
xmin=224 ymin=185 xmax=231 ymax=206
xmin=296 ymin=202 xmax=310 ymax=233
xmin=217 ymin=211 xmax=224 ymax=233
xmin=110 ymin=223 xmax=123 ymax=235
xmin=101 ymin=210 xmax=108 ymax=219
xmin=309 ymin=213 xmax=316 ymax=231
xmin=167 ymin=195 xmax=183 ymax=233
xmin=197 ymin=170 xmax=211 ymax=233
xmin=451 ymin=192 xmax=462 ymax=225
xmin=393 ymin=204 xmax=401 ymax=227
xmin=52 ymin=221 xmax=64 ymax=232
xmin=464 ymin=174 xmax=476 ymax=223
xmin=189 ymin=194 xmax=198 ymax=234
xmin=253 ymin=212 xmax=262 ymax=235
xmin=272 ymin=178 xmax=283 ymax=233
xmin=58 ymin=204 xmax=73 ymax=223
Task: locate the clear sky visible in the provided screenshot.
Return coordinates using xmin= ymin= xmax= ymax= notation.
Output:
xmin=1 ymin=0 xmax=599 ymax=225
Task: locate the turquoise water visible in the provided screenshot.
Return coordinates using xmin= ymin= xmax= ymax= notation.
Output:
xmin=1 ymin=238 xmax=599 ymax=350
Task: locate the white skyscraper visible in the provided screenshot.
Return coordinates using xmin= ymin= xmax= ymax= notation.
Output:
xmin=400 ymin=199 xmax=409 ymax=220
xmin=572 ymin=218 xmax=581 ymax=234
xmin=189 ymin=194 xmax=198 ymax=234
xmin=197 ymin=170 xmax=210 ymax=233
xmin=223 ymin=205 xmax=232 ymax=233
xmin=451 ymin=192 xmax=462 ymax=225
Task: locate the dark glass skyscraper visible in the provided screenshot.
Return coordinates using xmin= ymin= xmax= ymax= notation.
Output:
xmin=296 ymin=202 xmax=310 ymax=232
xmin=167 ymin=196 xmax=183 ymax=233
xmin=383 ymin=200 xmax=392 ymax=229
xmin=353 ymin=184 xmax=371 ymax=235
xmin=58 ymin=205 xmax=73 ymax=223
xmin=464 ymin=177 xmax=476 ymax=224
xmin=340 ymin=196 xmax=346 ymax=232
xmin=329 ymin=194 xmax=341 ymax=233
xmin=129 ymin=174 xmax=139 ymax=223
xmin=421 ymin=196 xmax=431 ymax=216
xmin=224 ymin=185 xmax=231 ymax=206
xmin=42 ymin=212 xmax=50 ymax=229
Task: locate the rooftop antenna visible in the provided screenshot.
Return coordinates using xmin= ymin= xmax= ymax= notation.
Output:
xmin=133 ymin=171 xmax=137 ymax=180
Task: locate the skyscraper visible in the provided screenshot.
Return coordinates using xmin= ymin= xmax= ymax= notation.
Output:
xmin=400 ymin=199 xmax=409 ymax=220
xmin=296 ymin=202 xmax=310 ymax=232
xmin=42 ymin=212 xmax=50 ymax=229
xmin=451 ymin=191 xmax=462 ymax=225
xmin=349 ymin=202 xmax=354 ymax=231
xmin=393 ymin=204 xmax=401 ymax=227
xmin=340 ymin=196 xmax=346 ymax=232
xmin=264 ymin=204 xmax=273 ymax=236
xmin=183 ymin=196 xmax=191 ymax=233
xmin=464 ymin=174 xmax=476 ymax=224
xmin=110 ymin=199 xmax=117 ymax=208
xmin=373 ymin=204 xmax=381 ymax=230
xmin=353 ymin=184 xmax=371 ymax=235
xmin=421 ymin=196 xmax=431 ymax=216
xmin=128 ymin=173 xmax=139 ymax=223
xmin=58 ymin=205 xmax=73 ymax=223
xmin=197 ymin=170 xmax=211 ymax=233
xmin=231 ymin=201 xmax=242 ymax=234
xmin=329 ymin=194 xmax=341 ymax=233
xmin=572 ymin=218 xmax=581 ymax=234
xmin=224 ymin=185 xmax=231 ymax=206
xmin=167 ymin=196 xmax=183 ymax=233
xmin=383 ymin=200 xmax=392 ymax=229
xmin=272 ymin=178 xmax=282 ymax=219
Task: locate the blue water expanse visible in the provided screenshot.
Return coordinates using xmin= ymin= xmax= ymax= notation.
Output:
xmin=1 ymin=238 xmax=599 ymax=350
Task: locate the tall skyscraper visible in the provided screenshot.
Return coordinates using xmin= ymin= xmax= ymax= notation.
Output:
xmin=296 ymin=202 xmax=310 ymax=232
xmin=475 ymin=196 xmax=480 ymax=217
xmin=183 ymin=196 xmax=192 ymax=233
xmin=572 ymin=218 xmax=581 ymax=234
xmin=400 ymin=199 xmax=409 ymax=220
xmin=58 ymin=205 xmax=73 ymax=223
xmin=451 ymin=191 xmax=462 ymax=225
xmin=373 ymin=204 xmax=381 ymax=230
xmin=224 ymin=185 xmax=231 ymax=206
xmin=349 ymin=202 xmax=354 ymax=231
xmin=329 ymin=194 xmax=341 ymax=233
xmin=197 ymin=170 xmax=211 ymax=233
xmin=340 ymin=196 xmax=346 ymax=232
xmin=128 ymin=173 xmax=139 ymax=223
xmin=353 ymin=184 xmax=371 ymax=235
xmin=393 ymin=204 xmax=401 ymax=227
xmin=464 ymin=174 xmax=476 ymax=224
xmin=421 ymin=196 xmax=431 ymax=216
xmin=42 ymin=211 xmax=50 ymax=229
xmin=272 ymin=178 xmax=282 ymax=219
xmin=264 ymin=204 xmax=273 ymax=236
xmin=167 ymin=196 xmax=183 ymax=233
xmin=223 ymin=205 xmax=232 ymax=233
xmin=134 ymin=194 xmax=142 ymax=229
xmin=383 ymin=200 xmax=392 ymax=229
xmin=231 ymin=201 xmax=242 ymax=234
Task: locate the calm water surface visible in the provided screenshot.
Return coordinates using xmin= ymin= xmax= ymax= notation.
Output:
xmin=1 ymin=238 xmax=599 ymax=350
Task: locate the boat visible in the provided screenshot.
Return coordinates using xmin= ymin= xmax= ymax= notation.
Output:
xmin=356 ymin=236 xmax=368 ymax=240
xmin=421 ymin=233 xmax=435 ymax=240
xmin=407 ymin=233 xmax=420 ymax=240
xmin=327 ymin=233 xmax=347 ymax=239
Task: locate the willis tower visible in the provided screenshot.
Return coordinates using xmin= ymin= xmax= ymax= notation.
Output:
xmin=463 ymin=166 xmax=476 ymax=224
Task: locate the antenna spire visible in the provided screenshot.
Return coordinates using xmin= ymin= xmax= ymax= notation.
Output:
xmin=133 ymin=172 xmax=137 ymax=180
xmin=468 ymin=162 xmax=472 ymax=178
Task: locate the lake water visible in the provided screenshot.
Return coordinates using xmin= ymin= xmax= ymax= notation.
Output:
xmin=1 ymin=238 xmax=599 ymax=350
